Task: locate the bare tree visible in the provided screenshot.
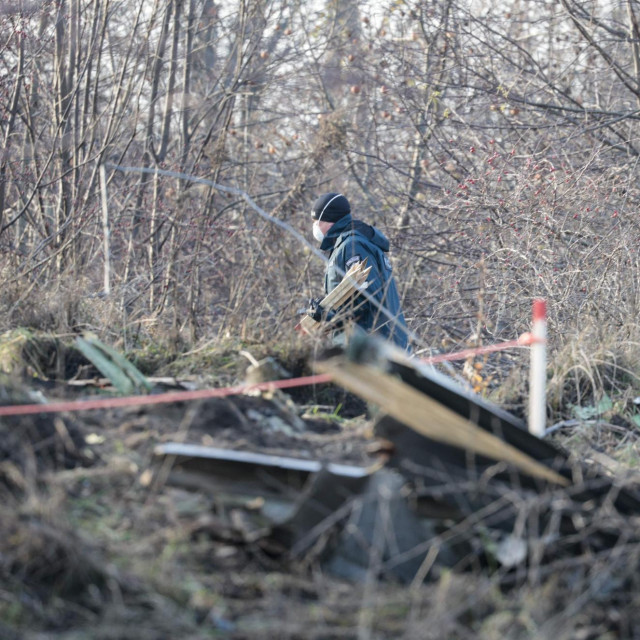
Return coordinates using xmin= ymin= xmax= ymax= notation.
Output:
xmin=1 ymin=0 xmax=640 ymax=384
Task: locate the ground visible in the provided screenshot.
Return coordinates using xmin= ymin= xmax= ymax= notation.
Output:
xmin=1 ymin=372 xmax=403 ymax=640
xmin=2 ymin=342 xmax=640 ymax=639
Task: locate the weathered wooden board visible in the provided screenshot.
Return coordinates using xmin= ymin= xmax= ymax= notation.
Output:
xmin=315 ymin=334 xmax=640 ymax=517
xmin=315 ymin=337 xmax=570 ymax=486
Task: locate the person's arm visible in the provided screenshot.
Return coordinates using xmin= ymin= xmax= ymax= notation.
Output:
xmin=334 ymin=240 xmax=385 ymax=330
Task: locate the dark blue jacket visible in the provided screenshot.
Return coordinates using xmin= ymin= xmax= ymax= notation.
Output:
xmin=320 ymin=215 xmax=409 ymax=349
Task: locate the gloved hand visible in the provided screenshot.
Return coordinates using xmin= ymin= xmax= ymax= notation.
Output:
xmin=306 ymin=297 xmax=325 ymax=322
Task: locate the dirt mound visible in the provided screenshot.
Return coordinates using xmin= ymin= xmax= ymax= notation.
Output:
xmin=0 ymin=329 xmax=94 ymax=380
xmin=1 ymin=504 xmax=112 ymax=601
xmin=136 ymin=391 xmax=375 ymax=467
xmin=0 ymin=383 xmax=93 ymax=491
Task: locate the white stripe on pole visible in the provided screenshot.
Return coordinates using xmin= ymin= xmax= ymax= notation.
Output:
xmin=528 ymin=299 xmax=547 ymax=437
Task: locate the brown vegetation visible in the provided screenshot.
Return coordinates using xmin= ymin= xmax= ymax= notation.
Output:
xmin=2 ymin=0 xmax=640 ymax=637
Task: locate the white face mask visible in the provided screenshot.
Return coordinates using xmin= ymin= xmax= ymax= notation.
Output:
xmin=312 ymin=221 xmax=325 ymax=242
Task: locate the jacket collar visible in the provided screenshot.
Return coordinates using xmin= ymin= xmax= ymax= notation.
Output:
xmin=319 ymin=214 xmax=353 ymax=251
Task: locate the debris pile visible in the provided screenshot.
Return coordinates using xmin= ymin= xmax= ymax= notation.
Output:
xmin=0 ymin=382 xmax=93 ymax=491
xmin=3 ymin=332 xmax=640 ymax=637
xmin=150 ymin=334 xmax=640 ymax=602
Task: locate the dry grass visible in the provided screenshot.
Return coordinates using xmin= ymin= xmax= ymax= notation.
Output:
xmin=2 ymin=357 xmax=640 ymax=638
xmin=546 ymin=323 xmax=640 ymax=423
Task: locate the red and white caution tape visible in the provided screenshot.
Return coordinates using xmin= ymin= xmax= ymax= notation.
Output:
xmin=0 ymin=373 xmax=333 ymax=417
xmin=420 ymin=332 xmax=542 ymax=365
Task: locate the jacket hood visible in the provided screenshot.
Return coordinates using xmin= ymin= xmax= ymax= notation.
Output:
xmin=320 ymin=215 xmax=390 ymax=252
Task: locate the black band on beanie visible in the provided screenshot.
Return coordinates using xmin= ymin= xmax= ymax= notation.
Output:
xmin=311 ymin=193 xmax=351 ymax=222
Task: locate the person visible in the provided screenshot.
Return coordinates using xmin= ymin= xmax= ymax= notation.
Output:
xmin=307 ymin=192 xmax=410 ymax=350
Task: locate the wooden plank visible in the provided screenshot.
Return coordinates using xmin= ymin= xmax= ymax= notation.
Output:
xmin=315 ymin=355 xmax=570 ymax=486
xmin=318 ymin=336 xmax=640 ymax=516
xmin=297 ymin=260 xmax=371 ymax=335
xmin=298 ymin=262 xmax=371 ymax=334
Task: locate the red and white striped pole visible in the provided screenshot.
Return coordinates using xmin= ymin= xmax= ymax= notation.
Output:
xmin=528 ymin=299 xmax=547 ymax=437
